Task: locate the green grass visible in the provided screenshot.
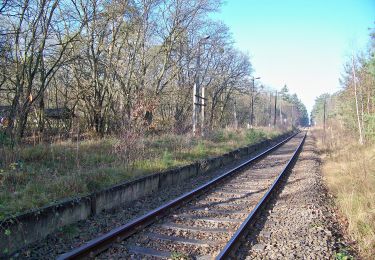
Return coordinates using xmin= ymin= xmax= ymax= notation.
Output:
xmin=0 ymin=127 xmax=282 ymax=220
xmin=170 ymin=251 xmax=191 ymax=260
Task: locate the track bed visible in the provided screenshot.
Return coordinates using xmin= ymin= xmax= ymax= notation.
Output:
xmin=58 ymin=132 xmax=306 ymax=259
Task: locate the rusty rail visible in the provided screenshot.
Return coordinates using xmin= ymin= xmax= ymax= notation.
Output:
xmin=57 ymin=132 xmax=300 ymax=260
xmin=216 ymin=132 xmax=306 ymax=259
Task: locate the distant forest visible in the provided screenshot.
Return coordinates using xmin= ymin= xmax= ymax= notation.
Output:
xmin=311 ymin=28 xmax=375 ymax=144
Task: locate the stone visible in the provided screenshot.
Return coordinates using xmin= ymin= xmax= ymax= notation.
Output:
xmin=252 ymin=243 xmax=265 ymax=251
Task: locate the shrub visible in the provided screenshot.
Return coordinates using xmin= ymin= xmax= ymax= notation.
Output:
xmin=0 ymin=130 xmax=12 ymax=147
xmin=149 ymin=134 xmax=187 ymax=153
xmin=208 ymin=130 xmax=226 ymax=143
xmin=227 ymin=131 xmax=236 ymax=141
xmin=364 ymin=114 xmax=375 ymax=142
xmin=245 ymin=129 xmax=266 ymax=143
xmin=113 ymin=130 xmax=145 ymax=166
xmin=162 ymin=151 xmax=174 ymax=168
xmin=19 ymin=145 xmax=48 ymax=162
xmin=196 ymin=141 xmax=207 ymax=157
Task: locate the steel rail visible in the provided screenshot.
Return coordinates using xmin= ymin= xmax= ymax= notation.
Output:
xmin=216 ymin=132 xmax=306 ymax=260
xmin=57 ymin=132 xmax=300 ymax=260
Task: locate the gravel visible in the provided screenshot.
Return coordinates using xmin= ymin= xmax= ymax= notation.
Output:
xmin=237 ymin=132 xmax=356 ymax=259
xmin=97 ymin=134 xmax=304 ymax=259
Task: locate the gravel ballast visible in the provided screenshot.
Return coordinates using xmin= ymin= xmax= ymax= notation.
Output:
xmin=237 ymin=132 xmax=355 ymax=259
xmin=97 ymin=133 xmax=304 ymax=259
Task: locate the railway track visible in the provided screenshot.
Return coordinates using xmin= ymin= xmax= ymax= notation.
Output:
xmin=58 ymin=132 xmax=306 ymax=260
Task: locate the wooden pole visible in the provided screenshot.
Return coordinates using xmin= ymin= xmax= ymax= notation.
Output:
xmin=291 ymin=104 xmax=294 ymax=128
xmin=273 ymin=90 xmax=277 ymax=128
xmin=192 ymin=42 xmax=201 ymax=137
xmin=250 ymin=77 xmax=255 ymax=128
xmin=323 ymin=98 xmax=326 ymax=143
xmin=268 ymin=92 xmax=272 ymax=127
xmin=279 ymin=95 xmax=283 ymax=125
xmin=234 ymin=98 xmax=238 ymax=129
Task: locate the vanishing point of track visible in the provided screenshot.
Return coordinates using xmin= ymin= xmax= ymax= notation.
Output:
xmin=58 ymin=132 xmax=306 ymax=260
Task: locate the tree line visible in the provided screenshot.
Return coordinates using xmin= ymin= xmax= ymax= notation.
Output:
xmin=0 ymin=0 xmax=308 ymax=143
xmin=311 ymin=28 xmax=375 ymax=144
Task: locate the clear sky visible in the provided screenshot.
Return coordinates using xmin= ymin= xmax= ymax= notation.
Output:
xmin=217 ymin=0 xmax=375 ymax=112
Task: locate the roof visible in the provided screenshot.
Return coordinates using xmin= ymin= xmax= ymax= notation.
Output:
xmin=44 ymin=107 xmax=73 ymax=119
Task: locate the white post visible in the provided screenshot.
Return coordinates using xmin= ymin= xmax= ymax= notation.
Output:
xmin=234 ymin=98 xmax=238 ymax=129
xmin=193 ymin=43 xmax=201 ymax=137
xmin=193 ymin=82 xmax=197 ymax=136
xmin=201 ymin=85 xmax=205 ymax=137
xmin=192 ymin=36 xmax=209 ymax=136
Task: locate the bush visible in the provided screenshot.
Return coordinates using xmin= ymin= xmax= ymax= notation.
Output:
xmin=227 ymin=131 xmax=236 ymax=141
xmin=364 ymin=114 xmax=375 ymax=142
xmin=162 ymin=151 xmax=174 ymax=168
xmin=245 ymin=129 xmax=266 ymax=143
xmin=148 ymin=134 xmax=187 ymax=153
xmin=0 ymin=130 xmax=12 ymax=147
xmin=113 ymin=130 xmax=145 ymax=166
xmin=0 ymin=130 xmax=15 ymax=168
xmin=208 ymin=130 xmax=226 ymax=143
xmin=19 ymin=145 xmax=48 ymax=162
xmin=196 ymin=141 xmax=207 ymax=157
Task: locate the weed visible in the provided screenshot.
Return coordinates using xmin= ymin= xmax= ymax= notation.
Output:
xmin=227 ymin=131 xmax=236 ymax=141
xmin=162 ymin=151 xmax=174 ymax=168
xmin=196 ymin=141 xmax=207 ymax=157
xmin=4 ymin=229 xmax=11 ymax=236
xmin=309 ymin=221 xmax=324 ymax=228
xmin=208 ymin=130 xmax=226 ymax=143
xmin=59 ymin=225 xmax=79 ymax=239
xmin=245 ymin=129 xmax=266 ymax=143
xmin=0 ymin=129 xmax=12 ymax=147
xmin=170 ymin=251 xmax=190 ymax=260
xmin=335 ymin=247 xmax=354 ymax=260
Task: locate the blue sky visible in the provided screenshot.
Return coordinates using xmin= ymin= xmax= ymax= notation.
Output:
xmin=217 ymin=0 xmax=375 ymax=112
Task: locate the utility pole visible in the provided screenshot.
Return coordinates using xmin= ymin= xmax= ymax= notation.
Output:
xmin=291 ymin=104 xmax=294 ymax=128
xmin=249 ymin=76 xmax=260 ymax=128
xmin=268 ymin=92 xmax=272 ymax=127
xmin=201 ymin=84 xmax=206 ymax=137
xmin=273 ymin=90 xmax=277 ymax=127
xmin=323 ymin=98 xmax=326 ymax=143
xmin=192 ymin=35 xmax=210 ymax=137
xmin=193 ymin=79 xmax=198 ymax=136
xmin=233 ymin=98 xmax=238 ymax=129
xmin=279 ymin=96 xmax=283 ymax=125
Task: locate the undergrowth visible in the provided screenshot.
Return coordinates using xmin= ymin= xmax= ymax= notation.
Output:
xmin=0 ymin=127 xmax=282 ymax=220
xmin=314 ymin=128 xmax=375 ymax=259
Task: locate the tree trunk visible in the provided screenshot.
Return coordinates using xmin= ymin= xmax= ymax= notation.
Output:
xmin=352 ymin=55 xmax=364 ymax=145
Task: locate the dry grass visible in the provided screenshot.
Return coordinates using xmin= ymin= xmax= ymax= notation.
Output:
xmin=314 ymin=128 xmax=375 ymax=259
xmin=0 ymin=127 xmax=281 ymax=220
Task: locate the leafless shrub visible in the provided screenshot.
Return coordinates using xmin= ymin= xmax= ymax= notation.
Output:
xmin=112 ymin=130 xmax=145 ymax=168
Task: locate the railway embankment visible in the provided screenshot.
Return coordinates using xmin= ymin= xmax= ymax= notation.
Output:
xmin=1 ymin=131 xmax=293 ymax=257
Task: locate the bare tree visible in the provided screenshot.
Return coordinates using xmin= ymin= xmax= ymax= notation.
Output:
xmin=1 ymin=0 xmax=84 ymax=140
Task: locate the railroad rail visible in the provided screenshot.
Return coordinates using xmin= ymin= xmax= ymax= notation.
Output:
xmin=57 ymin=132 xmax=306 ymax=260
